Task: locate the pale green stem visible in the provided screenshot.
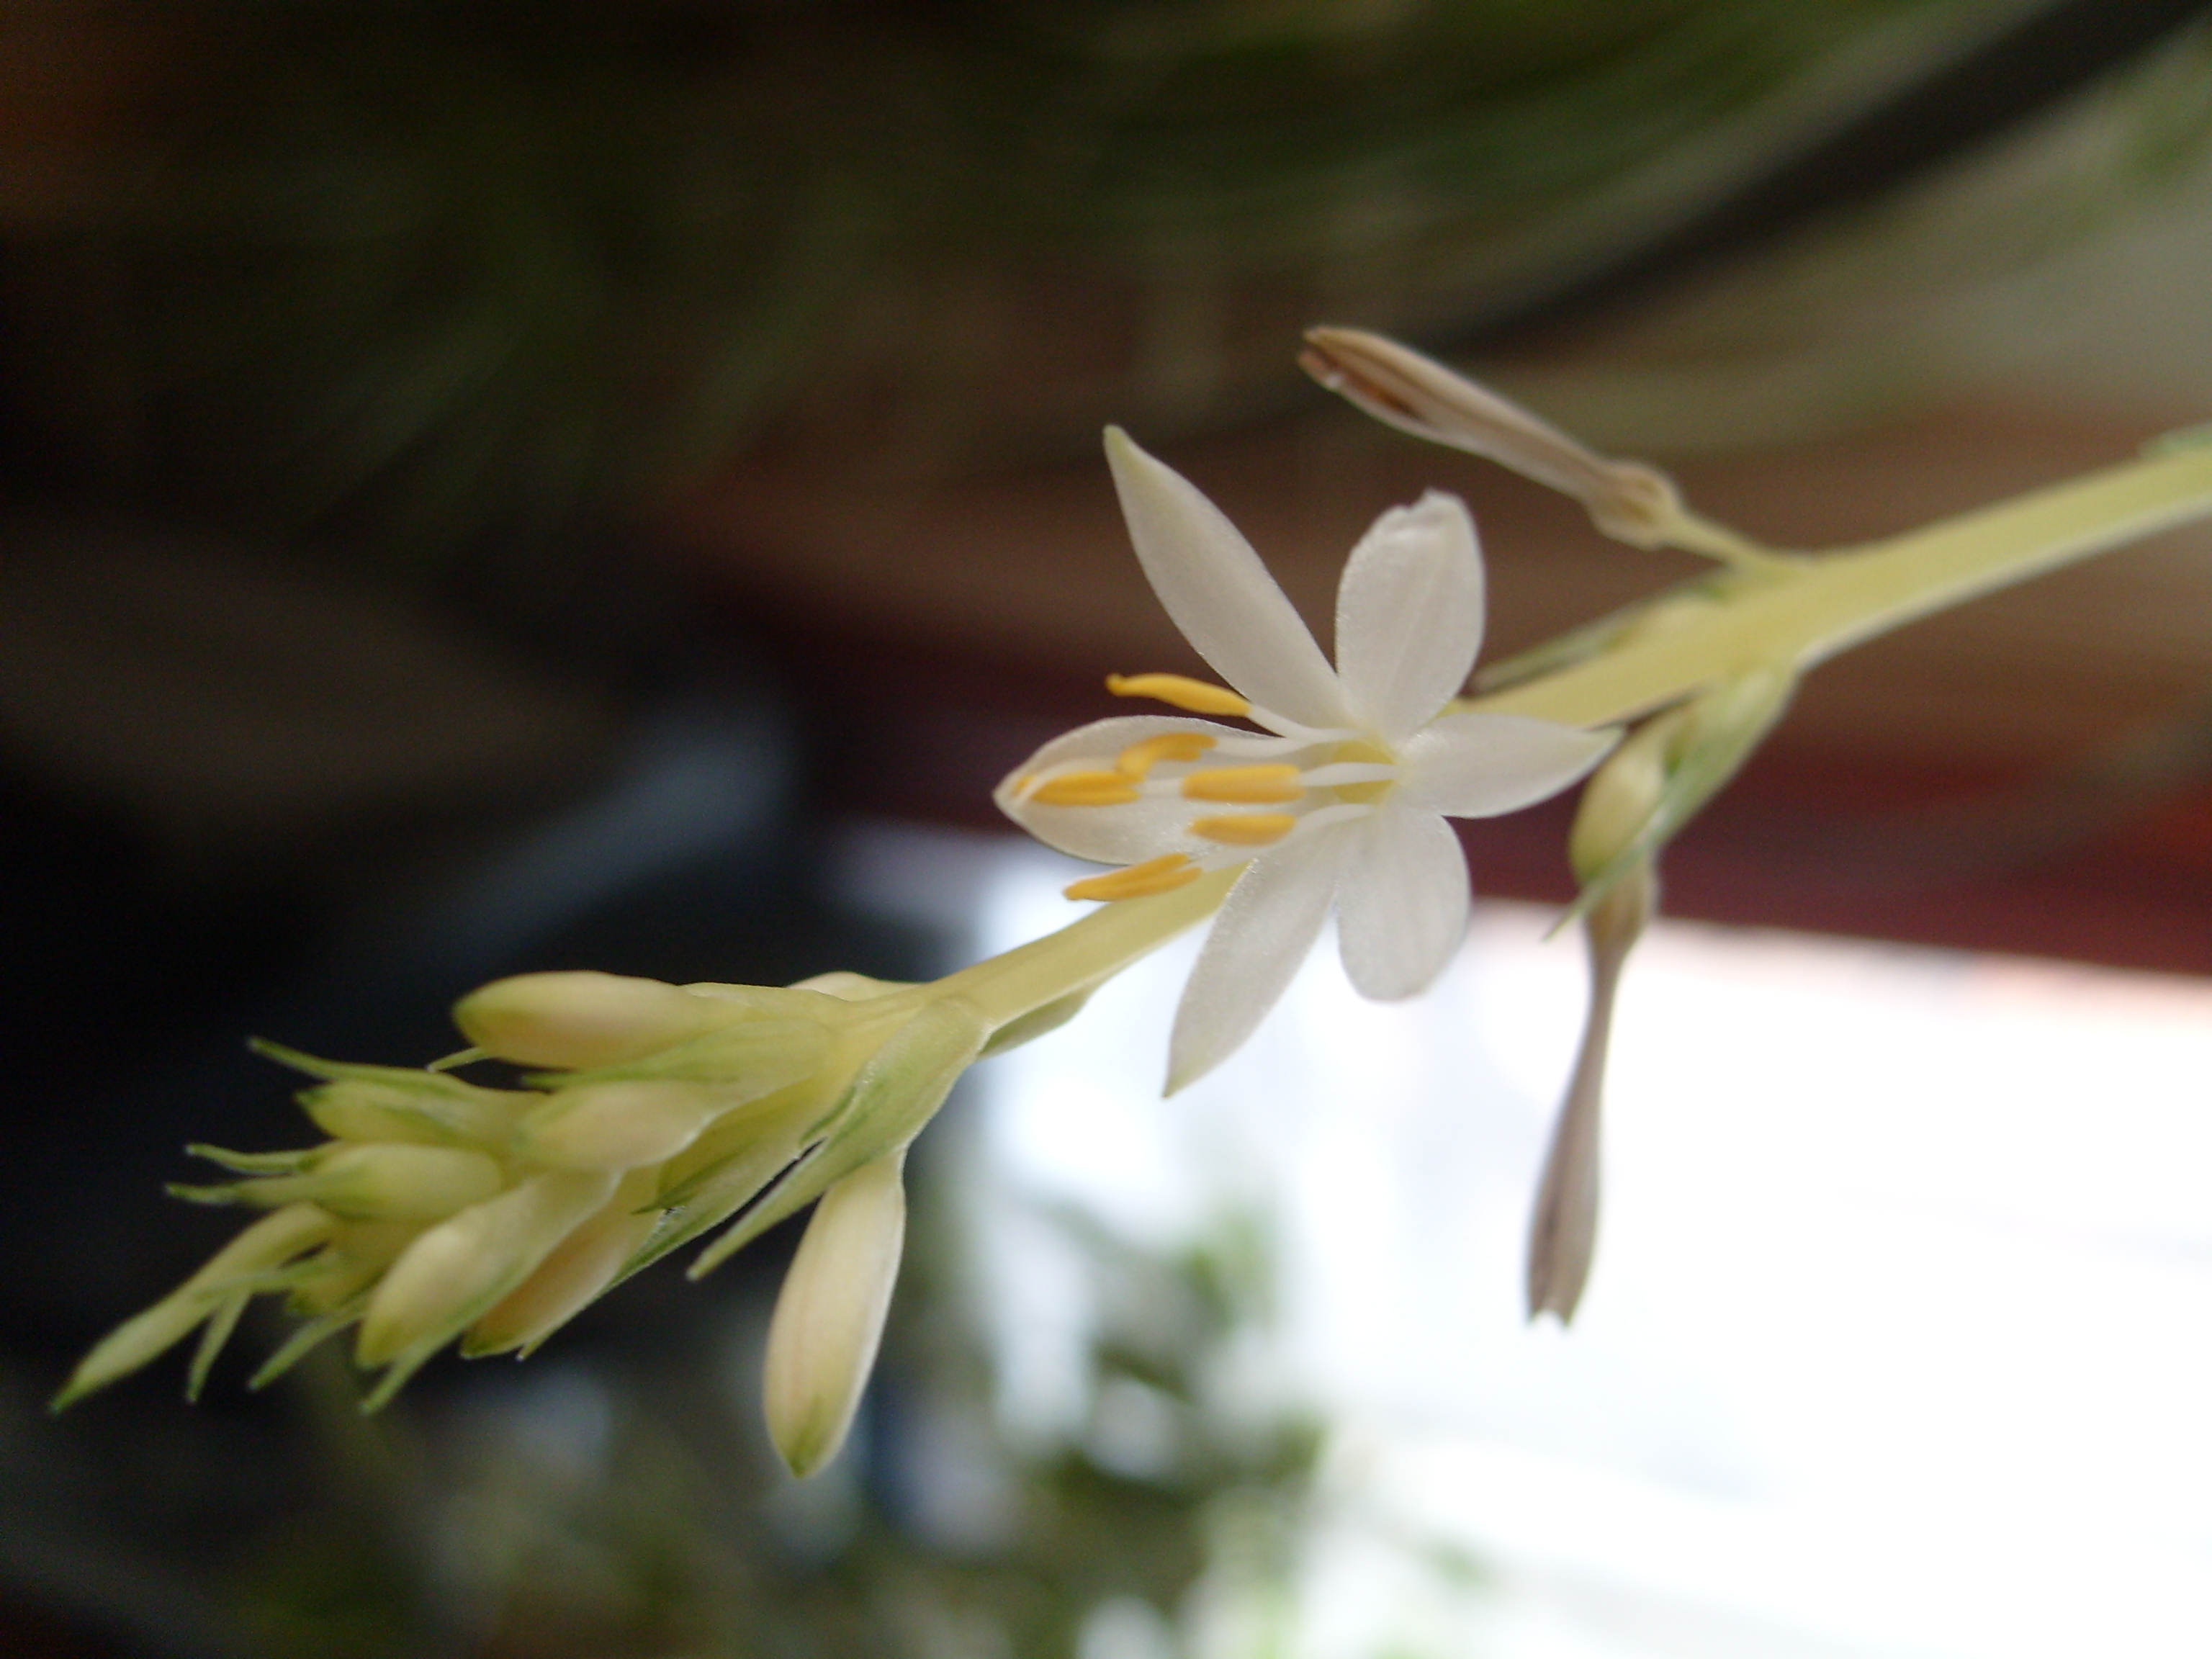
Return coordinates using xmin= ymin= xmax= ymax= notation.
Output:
xmin=934 ymin=868 xmax=1240 ymax=1029
xmin=924 ymin=439 xmax=2212 ymax=1031
xmin=1661 ymin=508 xmax=1789 ymax=571
xmin=1476 ymin=440 xmax=2212 ymax=728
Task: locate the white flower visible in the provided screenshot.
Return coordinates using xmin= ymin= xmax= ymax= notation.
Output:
xmin=997 ymin=428 xmax=1617 ymax=1089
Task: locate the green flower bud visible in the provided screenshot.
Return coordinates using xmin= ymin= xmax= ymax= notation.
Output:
xmin=512 ymin=1080 xmax=729 ymax=1172
xmin=1568 ymin=711 xmax=1681 ymax=883
xmin=549 ymin=1005 xmax=833 ymax=1092
xmin=301 ymin=1076 xmax=535 ymax=1148
xmin=1529 ymin=856 xmax=1656 ymax=1325
xmin=453 ymin=971 xmax=719 ymax=1068
xmin=179 ymin=1143 xmax=505 ymax=1223
xmin=285 ymin=1220 xmax=420 ymax=1316
xmin=624 ymin=1110 xmax=813 ymax=1282
xmin=1564 ymin=666 xmax=1794 ymax=924
xmin=462 ymin=1169 xmax=660 ymax=1358
xmin=254 ymin=1040 xmax=538 ymax=1146
xmin=356 ymin=1170 xmax=618 ymax=1390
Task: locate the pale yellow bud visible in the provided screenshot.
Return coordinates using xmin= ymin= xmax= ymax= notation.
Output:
xmin=763 ymin=1153 xmax=907 ymax=1478
xmin=357 ymin=1169 xmax=618 ymax=1377
xmin=201 ymin=1143 xmax=505 ymax=1222
xmin=302 ymin=1076 xmax=534 ymax=1148
xmin=1568 ymin=710 xmax=1682 ymax=881
xmin=286 ymin=1220 xmax=419 ymax=1316
xmin=462 ymin=1169 xmax=660 ymax=1357
xmin=453 ymin=971 xmax=716 ymax=1068
xmin=511 ymin=1079 xmax=729 ymax=1171
xmin=1566 ymin=667 xmax=1793 ymax=907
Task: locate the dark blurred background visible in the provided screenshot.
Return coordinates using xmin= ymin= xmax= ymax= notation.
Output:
xmin=4 ymin=3 xmax=2212 ymax=1654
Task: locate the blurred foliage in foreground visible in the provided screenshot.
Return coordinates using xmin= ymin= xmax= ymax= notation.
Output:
xmin=3 ymin=0 xmax=2113 ymax=567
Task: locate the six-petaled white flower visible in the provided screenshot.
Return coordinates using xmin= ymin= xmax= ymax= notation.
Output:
xmin=996 ymin=429 xmax=1617 ymax=1089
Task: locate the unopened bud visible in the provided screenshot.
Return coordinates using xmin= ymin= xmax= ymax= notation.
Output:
xmin=1568 ymin=667 xmax=1794 ymax=909
xmin=356 ymin=1169 xmax=618 ymax=1385
xmin=1568 ymin=710 xmax=1683 ymax=881
xmin=1301 ymin=326 xmax=1686 ymax=547
xmin=454 ymin=972 xmax=717 ymax=1069
xmin=513 ymin=1080 xmax=729 ymax=1171
xmin=1528 ymin=853 xmax=1655 ymax=1326
xmin=576 ymin=1013 xmax=833 ymax=1095
xmin=463 ymin=1169 xmax=660 ymax=1357
xmin=302 ymin=1076 xmax=534 ymax=1148
xmin=286 ymin=1220 xmax=418 ymax=1316
xmin=181 ymin=1143 xmax=505 ymax=1223
xmin=763 ymin=1153 xmax=907 ymax=1478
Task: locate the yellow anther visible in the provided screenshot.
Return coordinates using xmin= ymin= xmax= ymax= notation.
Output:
xmin=1028 ymin=770 xmax=1142 ymax=806
xmin=1116 ymin=732 xmax=1215 ymax=778
xmin=1106 ymin=673 xmax=1251 ymax=717
xmin=1064 ymin=855 xmax=1204 ymax=902
xmin=1191 ymin=812 xmax=1299 ymax=846
xmin=1180 ymin=764 xmax=1303 ymax=804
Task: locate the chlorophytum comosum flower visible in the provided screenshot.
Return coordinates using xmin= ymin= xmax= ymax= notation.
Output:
xmin=1303 ymin=331 xmax=2212 ymax=1318
xmin=997 ymin=428 xmax=1619 ymax=1089
xmin=55 ymin=331 xmax=2212 ymax=1462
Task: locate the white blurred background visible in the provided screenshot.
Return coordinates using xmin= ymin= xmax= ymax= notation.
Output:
xmin=847 ymin=823 xmax=2212 ymax=1659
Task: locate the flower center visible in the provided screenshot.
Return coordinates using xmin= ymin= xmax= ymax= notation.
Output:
xmin=1020 ymin=680 xmax=1406 ymax=903
xmin=1325 ymin=739 xmax=1399 ymax=806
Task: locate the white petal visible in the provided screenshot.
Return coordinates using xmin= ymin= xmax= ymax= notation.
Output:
xmin=997 ymin=714 xmax=1238 ymax=785
xmin=994 ymin=714 xmax=1241 ymax=866
xmin=1336 ymin=806 xmax=1470 ymax=1000
xmin=1105 ymin=428 xmax=1348 ymax=730
xmin=1165 ymin=825 xmax=1346 ymax=1092
xmin=1333 ymin=491 xmax=1485 ymax=743
xmin=1397 ymin=711 xmax=1616 ymax=819
xmin=1007 ymin=799 xmax=1197 ymax=871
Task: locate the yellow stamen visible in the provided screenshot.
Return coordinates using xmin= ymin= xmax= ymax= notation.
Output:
xmin=1106 ymin=673 xmax=1251 ymax=717
xmin=1191 ymin=813 xmax=1298 ymax=846
xmin=1326 ymin=738 xmax=1399 ymax=805
xmin=1180 ymin=764 xmax=1303 ymax=804
xmin=1116 ymin=732 xmax=1215 ymax=778
xmin=1064 ymin=855 xmax=1204 ymax=902
xmin=1028 ymin=770 xmax=1142 ymax=806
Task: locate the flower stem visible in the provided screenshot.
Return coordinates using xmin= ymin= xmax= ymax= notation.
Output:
xmin=934 ymin=868 xmax=1240 ymax=1029
xmin=1474 ymin=438 xmax=2212 ymax=727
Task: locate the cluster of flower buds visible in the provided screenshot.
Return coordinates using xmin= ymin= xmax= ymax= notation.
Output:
xmin=58 ymin=968 xmax=996 ymax=1475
